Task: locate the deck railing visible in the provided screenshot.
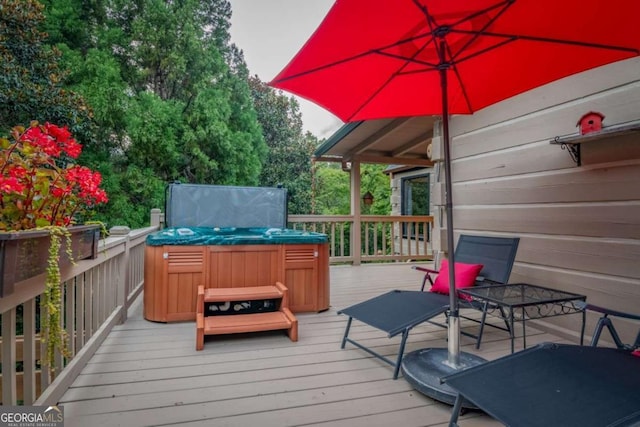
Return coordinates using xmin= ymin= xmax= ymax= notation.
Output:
xmin=0 ymin=225 xmax=159 ymax=406
xmin=0 ymin=211 xmax=431 ymax=406
xmin=288 ymin=215 xmax=434 ymax=264
xmin=150 ymin=209 xmax=434 ymax=264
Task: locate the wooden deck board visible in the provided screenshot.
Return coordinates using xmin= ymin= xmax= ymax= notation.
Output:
xmin=59 ymin=263 xmax=580 ymax=427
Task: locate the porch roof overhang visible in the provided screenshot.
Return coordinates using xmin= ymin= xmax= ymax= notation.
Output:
xmin=313 ymin=115 xmax=436 ymax=167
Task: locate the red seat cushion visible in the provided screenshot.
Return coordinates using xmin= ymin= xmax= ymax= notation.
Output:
xmin=429 ymin=260 xmax=483 ymax=299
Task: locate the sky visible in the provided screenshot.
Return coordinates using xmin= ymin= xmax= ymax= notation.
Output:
xmin=228 ymin=0 xmax=345 ymax=139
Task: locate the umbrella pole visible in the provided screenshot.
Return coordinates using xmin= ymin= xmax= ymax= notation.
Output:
xmin=438 ymin=43 xmax=461 ymax=369
xmin=400 ymin=41 xmax=486 ymax=408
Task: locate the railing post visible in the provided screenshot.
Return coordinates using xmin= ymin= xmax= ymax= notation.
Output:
xmin=2 ymin=308 xmax=17 ymax=405
xmin=22 ymin=299 xmax=36 ymax=404
xmin=109 ymin=226 xmax=131 ymax=324
xmin=150 ymin=208 xmax=163 ymax=228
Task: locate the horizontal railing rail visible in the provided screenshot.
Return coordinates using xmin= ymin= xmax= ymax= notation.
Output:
xmin=0 ymin=225 xmax=159 ymax=406
xmin=288 ymin=215 xmax=433 ymax=264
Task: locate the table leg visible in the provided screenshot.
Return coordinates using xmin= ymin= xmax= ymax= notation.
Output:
xmin=510 ymin=309 xmax=515 ymax=354
xmin=581 ymin=308 xmax=586 ymax=345
xmin=475 ymin=301 xmax=490 ymax=349
xmin=522 ymin=307 xmax=527 ymax=349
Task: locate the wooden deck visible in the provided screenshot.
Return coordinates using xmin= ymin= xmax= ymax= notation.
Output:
xmin=59 ymin=263 xmax=576 ymax=427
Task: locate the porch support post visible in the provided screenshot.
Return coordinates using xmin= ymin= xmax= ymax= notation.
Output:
xmin=350 ymin=161 xmax=362 ymax=265
xmin=430 ymin=119 xmax=447 ymax=260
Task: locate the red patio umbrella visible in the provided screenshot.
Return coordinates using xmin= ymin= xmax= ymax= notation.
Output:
xmin=269 ymin=0 xmax=640 ymax=389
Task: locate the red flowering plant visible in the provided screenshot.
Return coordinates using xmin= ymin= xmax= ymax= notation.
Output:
xmin=0 ymin=122 xmax=108 ymax=231
xmin=0 ymin=121 xmax=108 ymax=374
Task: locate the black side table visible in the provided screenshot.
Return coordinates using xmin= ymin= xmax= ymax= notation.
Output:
xmin=459 ymin=283 xmax=586 ymax=353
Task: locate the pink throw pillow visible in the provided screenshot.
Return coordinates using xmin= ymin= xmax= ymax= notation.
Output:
xmin=429 ymin=260 xmax=483 ymax=298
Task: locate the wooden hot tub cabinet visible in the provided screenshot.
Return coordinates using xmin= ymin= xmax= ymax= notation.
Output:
xmin=144 ymin=243 xmax=329 ymax=322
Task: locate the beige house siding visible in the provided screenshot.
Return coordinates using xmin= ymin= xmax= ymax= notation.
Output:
xmin=431 ymin=56 xmax=640 ymax=343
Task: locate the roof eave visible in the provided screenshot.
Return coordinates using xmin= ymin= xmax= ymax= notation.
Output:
xmin=314 ymin=121 xmax=363 ymax=157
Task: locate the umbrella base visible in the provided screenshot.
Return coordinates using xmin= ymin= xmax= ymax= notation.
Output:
xmin=401 ymin=348 xmax=486 ymax=409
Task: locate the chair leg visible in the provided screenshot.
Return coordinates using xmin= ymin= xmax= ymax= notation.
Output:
xmin=591 ymin=318 xmax=605 ymax=347
xmin=449 ymin=394 xmax=464 ymax=427
xmin=606 ymin=321 xmax=626 ymax=350
xmin=393 ymin=329 xmax=410 ymax=380
xmin=592 ymin=317 xmax=627 ymax=350
xmin=341 ymin=317 xmax=353 ymax=349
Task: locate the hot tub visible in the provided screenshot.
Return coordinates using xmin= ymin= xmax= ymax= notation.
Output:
xmin=144 ymin=227 xmax=330 ymax=322
xmin=145 ymin=226 xmax=329 ymax=246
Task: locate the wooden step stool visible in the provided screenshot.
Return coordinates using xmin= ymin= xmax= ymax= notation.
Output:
xmin=196 ymin=282 xmax=298 ymax=350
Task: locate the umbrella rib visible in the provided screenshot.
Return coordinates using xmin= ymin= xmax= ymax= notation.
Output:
xmin=449 ymin=63 xmax=474 ymax=114
xmin=454 ymin=29 xmax=640 ymax=54
xmin=272 ymin=50 xmax=374 ymax=84
xmin=452 ymin=37 xmax=517 ymax=65
xmin=411 ymin=0 xmax=508 ymax=114
xmin=441 ymin=4 xmax=512 ymax=113
xmin=449 ymin=1 xmax=514 ymax=61
xmin=412 ymin=0 xmax=513 ymax=62
xmin=347 ymin=39 xmax=435 ymax=121
xmin=414 ymin=0 xmax=440 ymax=60
xmin=274 ymin=24 xmax=441 ymax=84
xmin=375 ymin=50 xmax=439 ymax=69
xmin=435 ymin=0 xmax=514 ymax=30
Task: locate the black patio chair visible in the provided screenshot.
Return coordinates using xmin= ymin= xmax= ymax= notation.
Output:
xmin=578 ymin=301 xmax=640 ymax=350
xmin=444 ymin=342 xmax=640 ymax=427
xmin=337 ymin=234 xmax=520 ymax=379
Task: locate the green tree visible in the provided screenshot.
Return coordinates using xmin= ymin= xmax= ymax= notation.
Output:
xmin=249 ymin=76 xmax=318 ymax=214
xmin=313 ymin=163 xmax=391 ymax=215
xmin=0 ymin=0 xmax=92 ymax=136
xmin=361 ymin=164 xmax=391 ymax=215
xmin=15 ymin=0 xmax=398 ymax=228
xmin=313 ymin=163 xmax=351 ymax=215
xmin=38 ymin=0 xmax=266 ymax=227
xmin=98 ymin=0 xmax=265 ymax=188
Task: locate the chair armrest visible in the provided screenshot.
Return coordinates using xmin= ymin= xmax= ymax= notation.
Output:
xmin=578 ymin=301 xmax=640 ymax=350
xmin=577 ymin=301 xmax=640 ymax=321
xmin=412 ymin=265 xmax=439 ymax=274
xmin=411 ymin=265 xmax=439 ymax=291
